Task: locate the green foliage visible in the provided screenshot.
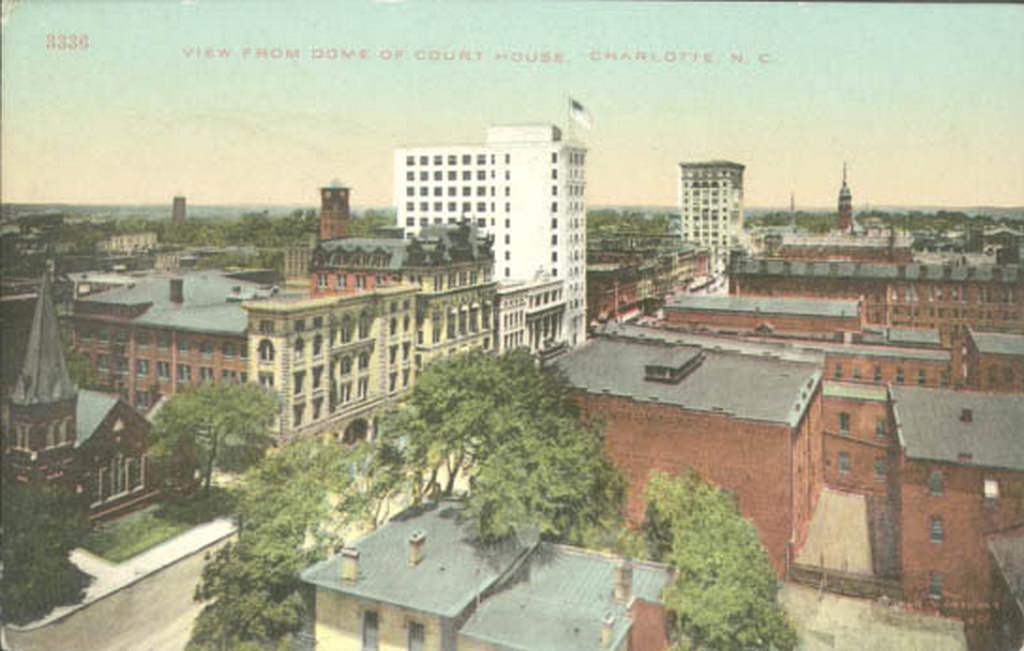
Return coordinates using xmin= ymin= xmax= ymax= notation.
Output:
xmin=587 ymin=208 xmax=677 ymax=239
xmin=82 ymin=489 xmax=235 ymax=563
xmin=152 ymin=383 xmax=279 ymax=494
xmin=188 ymin=438 xmax=372 ymax=650
xmin=380 ymin=350 xmax=624 ymax=545
xmin=644 ymin=471 xmax=797 ymax=651
xmin=1 ymin=474 xmax=91 ymax=624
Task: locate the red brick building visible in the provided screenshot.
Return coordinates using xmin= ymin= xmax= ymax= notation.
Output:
xmin=664 ymin=294 xmax=863 ymax=339
xmin=3 ymin=273 xmax=158 ymax=520
xmin=891 ymin=387 xmax=1024 ymax=636
xmin=72 ymin=272 xmax=270 ymax=411
xmin=730 ymin=257 xmax=1023 ymax=349
xmin=821 ymin=382 xmax=893 ymax=495
xmin=557 ymin=336 xmax=824 ymax=576
xmin=964 ymin=328 xmax=1024 ymax=393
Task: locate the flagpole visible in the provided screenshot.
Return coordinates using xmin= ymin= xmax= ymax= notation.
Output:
xmin=567 ymin=97 xmax=574 ymax=142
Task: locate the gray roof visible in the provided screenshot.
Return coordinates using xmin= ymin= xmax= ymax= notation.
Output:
xmin=318 ymin=238 xmax=410 ymax=270
xmin=988 ymin=527 xmax=1024 ymax=617
xmin=886 ymin=328 xmax=942 ymax=348
xmin=11 ymin=273 xmax=77 ymax=406
xmin=733 ymin=258 xmax=1022 ymax=284
xmin=134 ymin=302 xmax=249 ymax=335
xmin=459 ymin=544 xmax=671 ymax=651
xmin=601 ymin=322 xmax=948 ymax=364
xmin=892 ymin=387 xmax=1024 ymax=471
xmin=79 ymin=271 xmax=266 ymax=336
xmin=557 ymin=337 xmax=821 ymax=427
xmin=75 ymin=390 xmax=120 ymax=446
xmin=301 ymin=501 xmax=528 ymax=618
xmin=970 ymin=329 xmax=1024 ymax=358
xmin=666 ymin=295 xmax=860 ymax=320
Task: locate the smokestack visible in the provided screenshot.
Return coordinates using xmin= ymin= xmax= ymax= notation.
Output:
xmin=613 ymin=559 xmax=633 ymax=603
xmin=340 ymin=547 xmax=359 ymax=582
xmin=172 ymin=196 xmax=187 ymax=225
xmin=408 ymin=530 xmax=426 ymax=566
xmin=170 ymin=278 xmax=184 ymax=304
xmin=601 ymin=612 xmax=616 ymax=648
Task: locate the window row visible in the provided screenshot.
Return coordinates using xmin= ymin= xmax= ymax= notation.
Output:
xmin=406 ymin=153 xmax=509 ymax=166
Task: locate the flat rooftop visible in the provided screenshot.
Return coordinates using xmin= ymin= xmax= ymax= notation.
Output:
xmin=666 ymin=295 xmax=860 ymax=320
xmin=892 ymin=386 xmax=1024 ymax=472
xmin=602 ymin=323 xmax=949 ymax=363
xmin=557 ymin=337 xmax=821 ymax=427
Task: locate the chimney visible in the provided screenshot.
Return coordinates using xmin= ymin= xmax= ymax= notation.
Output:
xmin=601 ymin=612 xmax=616 ymax=648
xmin=170 ymin=278 xmax=184 ymax=304
xmin=960 ymin=408 xmax=973 ymax=423
xmin=613 ymin=559 xmax=633 ymax=603
xmin=408 ymin=530 xmax=426 ymax=566
xmin=340 ymin=547 xmax=359 ymax=582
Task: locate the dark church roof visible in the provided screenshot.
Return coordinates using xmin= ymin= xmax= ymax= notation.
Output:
xmin=75 ymin=390 xmax=121 ymax=446
xmin=10 ymin=272 xmax=77 ymax=406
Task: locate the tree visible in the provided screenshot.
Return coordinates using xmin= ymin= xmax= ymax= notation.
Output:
xmin=152 ymin=383 xmax=279 ymax=495
xmin=379 ymin=350 xmax=624 ymax=544
xmin=1 ymin=474 xmax=91 ymax=624
xmin=188 ymin=437 xmax=372 ymax=650
xmin=644 ymin=471 xmax=797 ymax=651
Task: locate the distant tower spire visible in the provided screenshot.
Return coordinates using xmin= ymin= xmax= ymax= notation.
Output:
xmin=789 ymin=191 xmax=796 ymax=229
xmin=837 ymin=162 xmax=853 ymax=233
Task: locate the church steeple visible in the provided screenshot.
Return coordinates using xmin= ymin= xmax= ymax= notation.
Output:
xmin=11 ymin=271 xmax=77 ymax=406
xmin=837 ymin=162 xmax=853 ymax=233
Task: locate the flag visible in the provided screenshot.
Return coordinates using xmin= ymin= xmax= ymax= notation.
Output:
xmin=569 ymin=98 xmax=592 ymax=129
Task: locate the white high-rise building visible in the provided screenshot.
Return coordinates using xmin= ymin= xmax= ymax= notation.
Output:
xmin=395 ymin=124 xmax=587 ymax=347
xmin=678 ymin=161 xmax=745 ymax=275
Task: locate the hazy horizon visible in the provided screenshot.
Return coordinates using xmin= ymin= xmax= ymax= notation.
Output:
xmin=3 ymin=2 xmax=1023 ymax=208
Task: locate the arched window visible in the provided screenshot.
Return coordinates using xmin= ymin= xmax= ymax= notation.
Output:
xmin=258 ymin=339 xmax=275 ymax=362
xmin=358 ymin=352 xmax=370 ymax=370
xmin=928 ymin=470 xmax=944 ymax=496
xmin=358 ymin=313 xmax=372 ymax=339
xmin=313 ymin=334 xmax=323 ymax=357
xmin=341 ymin=317 xmax=353 ymax=343
xmin=293 ymin=338 xmax=305 ymax=359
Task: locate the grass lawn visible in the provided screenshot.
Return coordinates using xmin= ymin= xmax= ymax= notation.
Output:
xmin=82 ymin=488 xmax=235 ymax=564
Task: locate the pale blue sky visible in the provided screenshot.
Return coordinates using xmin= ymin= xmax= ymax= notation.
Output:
xmin=3 ymin=1 xmax=1023 ymax=207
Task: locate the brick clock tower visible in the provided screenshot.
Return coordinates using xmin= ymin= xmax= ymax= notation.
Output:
xmin=319 ymin=184 xmax=351 ymax=241
xmin=5 ymin=272 xmax=80 ymax=485
xmin=837 ymin=163 xmax=853 ymax=233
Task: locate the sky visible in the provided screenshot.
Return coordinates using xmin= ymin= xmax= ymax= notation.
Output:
xmin=2 ymin=1 xmax=1023 ymax=209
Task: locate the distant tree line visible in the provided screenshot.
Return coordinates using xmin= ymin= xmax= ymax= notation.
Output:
xmin=587 ymin=208 xmax=678 ymax=239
